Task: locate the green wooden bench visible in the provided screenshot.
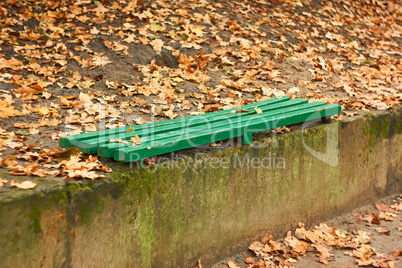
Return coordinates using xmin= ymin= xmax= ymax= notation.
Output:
xmin=60 ymin=96 xmax=341 ymax=163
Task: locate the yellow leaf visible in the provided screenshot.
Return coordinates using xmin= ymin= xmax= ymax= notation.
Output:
xmin=171 ymin=77 xmax=185 ymax=83
xmin=54 ymin=147 xmax=80 ymax=161
xmin=149 ymin=23 xmax=165 ymax=32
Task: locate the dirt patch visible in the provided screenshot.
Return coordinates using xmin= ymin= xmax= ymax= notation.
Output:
xmin=0 ymin=0 xmax=400 ymax=180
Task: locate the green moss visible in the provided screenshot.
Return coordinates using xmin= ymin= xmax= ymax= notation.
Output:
xmin=137 ymin=197 xmax=155 ymax=267
xmin=381 ymin=116 xmax=391 ymax=138
xmin=393 ymin=109 xmax=402 ymax=134
xmin=364 ymin=115 xmax=379 ymax=148
xmin=66 ymin=181 xmax=94 ymax=196
xmin=362 ymin=113 xmax=393 ymax=150
xmin=49 ymin=187 xmax=69 ymax=207
xmin=0 ymin=108 xmax=400 ymax=267
xmin=30 ymin=202 xmax=41 ymax=234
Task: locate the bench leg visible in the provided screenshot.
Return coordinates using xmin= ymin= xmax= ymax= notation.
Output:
xmin=321 ymin=116 xmax=331 ymax=123
xmin=243 ymin=132 xmax=253 ymax=145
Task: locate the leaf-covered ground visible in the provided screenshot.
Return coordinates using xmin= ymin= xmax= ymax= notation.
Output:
xmin=0 ymin=0 xmax=401 ymax=181
xmin=212 ymin=194 xmax=402 ymax=268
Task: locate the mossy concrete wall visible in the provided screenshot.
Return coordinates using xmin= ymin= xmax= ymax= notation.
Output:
xmin=0 ymin=107 xmax=401 ymax=267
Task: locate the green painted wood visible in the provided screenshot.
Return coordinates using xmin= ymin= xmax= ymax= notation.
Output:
xmin=59 ymin=97 xmax=342 ymax=162
xmin=114 ymin=103 xmax=341 ymax=162
xmin=59 ymin=96 xmax=290 ymax=148
xmin=97 ymin=101 xmax=326 ymax=158
xmin=82 ymin=98 xmax=309 ymax=154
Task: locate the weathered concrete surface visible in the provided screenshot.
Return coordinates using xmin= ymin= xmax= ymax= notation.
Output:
xmin=0 ymin=107 xmax=401 ymax=268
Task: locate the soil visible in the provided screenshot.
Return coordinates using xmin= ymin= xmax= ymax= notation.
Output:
xmin=0 ymin=0 xmax=400 ymax=175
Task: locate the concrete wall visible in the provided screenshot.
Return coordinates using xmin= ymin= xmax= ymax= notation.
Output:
xmin=0 ymin=107 xmax=400 ymax=267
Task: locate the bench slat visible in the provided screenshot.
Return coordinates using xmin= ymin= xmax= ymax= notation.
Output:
xmin=59 ymin=96 xmax=290 ymax=148
xmin=72 ymin=97 xmax=300 ymax=154
xmin=59 ymin=97 xmax=342 ymax=163
xmin=82 ymin=98 xmax=310 ymax=154
xmin=114 ymin=103 xmax=341 ymax=162
xmin=97 ymin=101 xmax=326 ymax=158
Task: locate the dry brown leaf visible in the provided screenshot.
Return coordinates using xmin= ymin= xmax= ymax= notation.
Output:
xmin=353 ymin=245 xmax=376 ymax=261
xmin=295 ymin=223 xmax=320 ymax=243
xmin=353 ymin=212 xmax=381 ymax=224
xmin=392 ymin=202 xmax=402 ymax=211
xmin=375 ymin=226 xmax=390 ymax=235
xmin=379 ymin=212 xmax=394 ymax=221
xmin=229 ymin=109 xmax=250 ymax=114
xmin=355 ymin=230 xmax=372 ymax=244
xmin=79 ymin=92 xmax=93 ymax=103
xmin=10 ymin=163 xmax=46 ymax=177
xmin=245 ymin=257 xmax=255 ymax=264
xmin=196 ymin=259 xmax=202 ymax=268
xmin=54 ymin=147 xmax=80 ymax=161
xmin=227 ymin=260 xmax=240 ymax=268
xmin=131 ymin=135 xmax=141 ymax=145
xmin=209 ymin=141 xmax=223 ymax=147
xmin=0 ymin=178 xmax=8 ymax=187
xmin=60 ymin=155 xmax=111 ymax=179
xmin=85 ymin=124 xmax=97 ymax=132
xmin=150 ymin=39 xmax=164 ymax=54
xmin=314 ymin=244 xmax=333 ymax=265
xmin=0 ymin=155 xmax=19 ymax=167
xmin=67 ymin=169 xmax=104 ymax=180
xmin=376 ymin=204 xmax=395 ymax=213
xmin=10 ymin=180 xmax=37 ymax=190
xmin=0 ymin=58 xmax=23 ymax=71
xmin=392 ymin=250 xmax=402 ymax=257
xmin=0 ymin=97 xmax=21 ymax=118
xmin=108 ymin=138 xmax=129 ymax=144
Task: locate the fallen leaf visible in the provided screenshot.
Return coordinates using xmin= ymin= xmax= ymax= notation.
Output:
xmin=353 ymin=212 xmax=381 ymax=224
xmin=392 ymin=250 xmax=402 ymax=257
xmin=0 ymin=178 xmax=8 ymax=187
xmin=10 ymin=180 xmax=37 ymax=189
xmin=144 ymin=156 xmax=158 ymax=165
xmin=255 ymin=107 xmax=262 ymax=114
xmin=108 ymin=138 xmax=129 ymax=144
xmin=379 ymin=212 xmax=394 ymax=221
xmin=0 ymin=155 xmax=18 ymax=167
xmin=10 ymin=163 xmax=46 ymax=177
xmin=150 ymin=39 xmax=164 ymax=54
xmin=149 ymin=23 xmax=166 ymax=32
xmin=227 ymin=260 xmax=240 ymax=268
xmin=131 ymin=135 xmax=141 ymax=145
xmin=245 ymin=257 xmax=255 ymax=264
xmin=356 ymin=230 xmax=372 ymax=244
xmin=376 ymin=204 xmax=395 ymax=213
xmin=54 ymin=147 xmax=80 ymax=161
xmin=353 ymin=244 xmax=376 ymax=262
xmin=210 ymin=141 xmax=223 ymax=147
xmin=314 ymin=244 xmax=333 ymax=264
xmin=375 ymin=226 xmax=390 ymax=235
xmin=0 ymin=97 xmax=21 ymax=118
xmin=229 ymin=109 xmax=250 ymax=114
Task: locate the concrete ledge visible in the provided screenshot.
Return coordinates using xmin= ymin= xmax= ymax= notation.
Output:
xmin=0 ymin=107 xmax=401 ymax=267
